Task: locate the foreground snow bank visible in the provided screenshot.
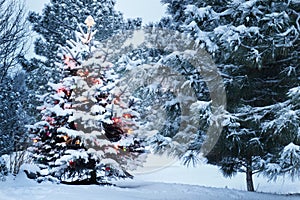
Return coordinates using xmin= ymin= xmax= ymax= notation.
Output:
xmin=0 ymin=175 xmax=299 ymax=200
xmin=1 ymin=160 xmax=300 ymax=200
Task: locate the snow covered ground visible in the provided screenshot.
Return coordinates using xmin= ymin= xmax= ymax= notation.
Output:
xmin=137 ymin=162 xmax=300 ymax=194
xmin=1 ymin=179 xmax=300 ymax=200
xmin=1 ymin=161 xmax=300 ymax=200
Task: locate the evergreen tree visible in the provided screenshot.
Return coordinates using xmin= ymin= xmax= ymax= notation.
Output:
xmin=28 ymin=0 xmax=141 ymax=74
xmin=27 ymin=17 xmax=146 ymax=184
xmin=24 ymin=0 xmax=142 ymax=122
xmin=0 ymin=0 xmax=32 ymax=176
xmin=262 ymin=86 xmax=300 ymax=180
xmin=0 ymin=71 xmax=32 ymax=158
xmin=159 ymin=0 xmax=300 ymax=191
xmin=114 ymin=27 xmax=223 ymax=166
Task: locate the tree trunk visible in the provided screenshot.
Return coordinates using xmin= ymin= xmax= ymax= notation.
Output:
xmin=246 ymin=158 xmax=255 ymax=192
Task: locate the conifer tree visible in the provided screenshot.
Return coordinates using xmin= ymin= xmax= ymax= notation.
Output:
xmin=25 ymin=0 xmax=142 ymax=119
xmin=159 ymin=0 xmax=300 ymax=191
xmin=28 ymin=0 xmax=141 ymax=72
xmin=27 ymin=16 xmax=146 ymax=184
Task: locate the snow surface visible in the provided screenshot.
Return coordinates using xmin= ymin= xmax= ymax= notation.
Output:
xmin=1 ymin=161 xmax=300 ymax=200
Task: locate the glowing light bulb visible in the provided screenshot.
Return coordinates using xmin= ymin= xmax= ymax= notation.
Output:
xmin=85 ymin=15 xmax=96 ymax=28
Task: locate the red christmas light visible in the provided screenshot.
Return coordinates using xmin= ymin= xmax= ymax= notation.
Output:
xmin=93 ymin=78 xmax=101 ymax=85
xmin=57 ymin=87 xmax=65 ymax=94
xmin=122 ymin=113 xmax=132 ymax=119
xmin=69 ymin=160 xmax=76 ymax=168
xmin=112 ymin=117 xmax=121 ymax=124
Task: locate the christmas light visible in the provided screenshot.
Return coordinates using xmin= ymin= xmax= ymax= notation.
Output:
xmin=112 ymin=117 xmax=121 ymax=124
xmin=57 ymin=87 xmax=65 ymax=94
xmin=77 ymin=69 xmax=89 ymax=77
xmin=127 ymin=129 xmax=133 ymax=134
xmin=62 ymin=135 xmax=68 ymax=141
xmin=123 ymin=113 xmax=132 ymax=119
xmin=33 ymin=139 xmax=38 ymax=143
xmin=85 ymin=16 xmax=96 ymax=28
xmin=66 ymin=90 xmax=71 ymax=97
xmin=75 ymin=140 xmax=80 ymax=145
xmin=113 ymin=99 xmax=119 ymax=105
xmin=69 ymin=160 xmax=76 ymax=167
xmin=93 ymin=78 xmax=101 ymax=84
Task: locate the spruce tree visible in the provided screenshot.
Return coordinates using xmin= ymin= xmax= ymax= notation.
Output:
xmin=27 ymin=16 xmax=146 ymax=184
xmin=28 ymin=0 xmax=141 ymax=68
xmin=25 ymin=0 xmax=142 ymax=117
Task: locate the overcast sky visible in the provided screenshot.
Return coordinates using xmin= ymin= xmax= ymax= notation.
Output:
xmin=25 ymin=0 xmax=166 ymax=24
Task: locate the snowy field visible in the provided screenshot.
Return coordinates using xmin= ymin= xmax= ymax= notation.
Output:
xmin=1 ymin=162 xmax=300 ymax=200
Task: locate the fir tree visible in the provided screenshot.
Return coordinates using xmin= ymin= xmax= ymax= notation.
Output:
xmin=27 ymin=16 xmax=146 ymax=185
xmin=25 ymin=0 xmax=142 ymax=121
xmin=28 ymin=0 xmax=141 ymax=74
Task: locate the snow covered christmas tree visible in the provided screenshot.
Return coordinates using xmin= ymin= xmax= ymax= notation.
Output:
xmin=27 ymin=16 xmax=146 ymax=185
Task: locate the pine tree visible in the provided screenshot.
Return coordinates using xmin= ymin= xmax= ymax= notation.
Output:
xmin=25 ymin=0 xmax=142 ymax=122
xmin=114 ymin=27 xmax=222 ymax=166
xmin=28 ymin=0 xmax=141 ymax=75
xmin=159 ymin=0 xmax=300 ymax=191
xmin=262 ymin=86 xmax=300 ymax=180
xmin=27 ymin=16 xmax=146 ymax=184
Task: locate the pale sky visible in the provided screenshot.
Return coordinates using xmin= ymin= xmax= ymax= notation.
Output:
xmin=25 ymin=0 xmax=166 ymax=24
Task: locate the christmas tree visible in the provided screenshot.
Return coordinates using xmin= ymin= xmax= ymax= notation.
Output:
xmin=27 ymin=16 xmax=146 ymax=185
